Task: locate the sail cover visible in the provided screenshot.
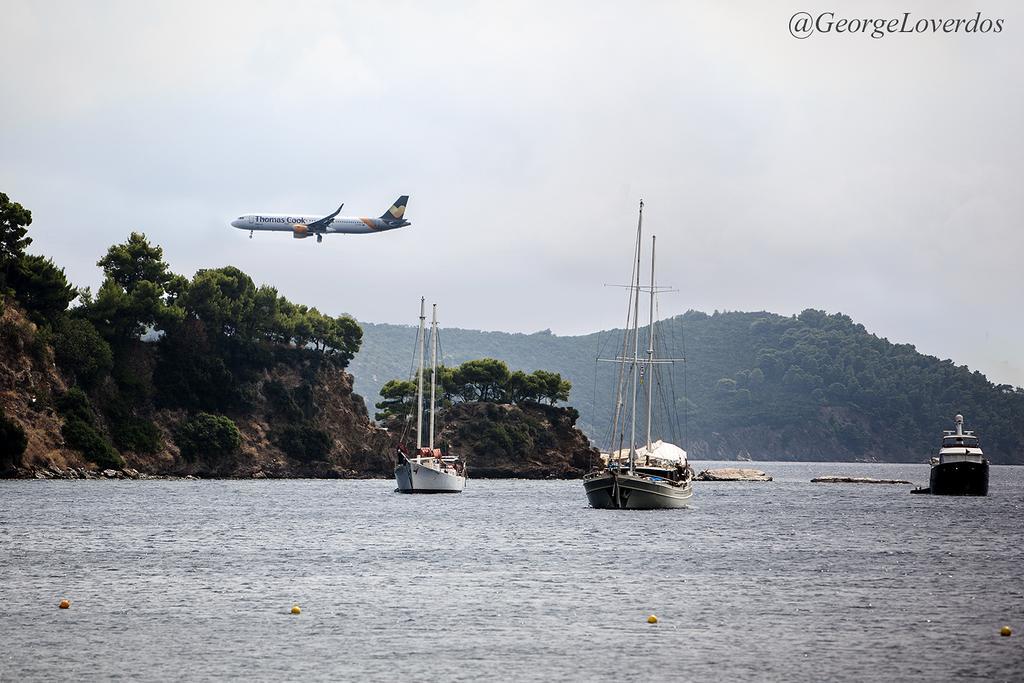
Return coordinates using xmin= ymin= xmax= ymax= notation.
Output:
xmin=634 ymin=440 xmax=688 ymax=466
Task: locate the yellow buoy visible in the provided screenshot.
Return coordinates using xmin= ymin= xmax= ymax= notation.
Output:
xmin=1000 ymin=625 xmax=1012 ymax=637
xmin=291 ymin=605 xmax=301 ymax=615
xmin=59 ymin=599 xmax=71 ymax=609
xmin=647 ymin=614 xmax=658 ymax=624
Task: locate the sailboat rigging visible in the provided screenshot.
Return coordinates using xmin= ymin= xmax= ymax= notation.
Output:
xmin=394 ymin=298 xmax=467 ymax=494
xmin=583 ymin=201 xmax=694 ymax=509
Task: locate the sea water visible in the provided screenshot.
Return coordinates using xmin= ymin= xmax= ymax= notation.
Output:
xmin=1 ymin=462 xmax=1021 ymax=681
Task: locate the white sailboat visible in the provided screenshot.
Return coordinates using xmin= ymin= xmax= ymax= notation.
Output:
xmin=583 ymin=201 xmax=694 ymax=509
xmin=394 ymin=298 xmax=466 ymax=494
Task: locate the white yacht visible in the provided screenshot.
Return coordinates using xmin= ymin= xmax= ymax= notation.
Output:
xmin=394 ymin=299 xmax=466 ymax=494
xmin=583 ymin=201 xmax=694 ymax=509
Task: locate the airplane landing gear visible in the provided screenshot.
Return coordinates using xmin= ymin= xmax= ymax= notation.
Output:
xmin=316 ymin=233 xmax=323 ymax=243
xmin=249 ymin=230 xmax=253 ymax=239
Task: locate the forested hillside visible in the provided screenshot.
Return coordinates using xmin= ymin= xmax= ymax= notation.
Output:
xmin=350 ymin=310 xmax=1024 ymax=463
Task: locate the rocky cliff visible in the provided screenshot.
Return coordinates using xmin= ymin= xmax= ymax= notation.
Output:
xmin=0 ymin=303 xmax=79 ymax=473
xmin=1 ymin=302 xmax=392 ymax=479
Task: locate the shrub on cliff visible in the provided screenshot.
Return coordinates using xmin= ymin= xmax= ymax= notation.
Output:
xmin=56 ymin=388 xmax=95 ymax=424
xmin=154 ymin=321 xmax=241 ymax=411
xmin=0 ymin=407 xmax=28 ymax=470
xmin=174 ymin=413 xmax=241 ymax=462
xmin=62 ymin=419 xmax=123 ymax=470
xmin=112 ymin=416 xmax=162 ymax=454
xmin=57 ymin=388 xmax=124 ymax=470
xmin=274 ymin=423 xmax=332 ymax=462
xmin=52 ymin=316 xmax=113 ymax=388
xmin=453 ymin=404 xmax=557 ymax=460
xmin=262 ymin=380 xmax=307 ymax=421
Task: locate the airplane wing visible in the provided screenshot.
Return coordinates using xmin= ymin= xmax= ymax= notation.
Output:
xmin=306 ymin=203 xmax=344 ymax=232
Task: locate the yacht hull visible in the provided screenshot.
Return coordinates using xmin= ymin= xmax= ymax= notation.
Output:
xmin=395 ymin=459 xmax=465 ymax=493
xmin=583 ymin=471 xmax=692 ymax=509
xmin=929 ymin=460 xmax=989 ymax=496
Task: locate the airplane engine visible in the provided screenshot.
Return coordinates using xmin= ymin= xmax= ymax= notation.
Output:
xmin=292 ymin=224 xmax=310 ymax=239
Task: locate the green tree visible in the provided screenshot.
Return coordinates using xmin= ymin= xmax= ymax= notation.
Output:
xmin=530 ymin=369 xmax=571 ymax=405
xmin=182 ymin=266 xmax=256 ymax=338
xmin=307 ymin=311 xmax=362 ymax=365
xmin=287 ymin=302 xmax=314 ymax=348
xmin=245 ymin=284 xmax=281 ymax=341
xmin=0 ymin=192 xmax=32 ymax=290
xmin=505 ymin=370 xmax=541 ymax=403
xmin=452 ymin=358 xmax=510 ymax=402
xmin=89 ymin=276 xmax=181 ymax=340
xmin=375 ymin=379 xmax=417 ymax=421
xmin=8 ymin=255 xmax=76 ymax=322
xmin=97 ymin=231 xmax=173 ymax=292
xmin=88 ymin=233 xmax=185 ymax=341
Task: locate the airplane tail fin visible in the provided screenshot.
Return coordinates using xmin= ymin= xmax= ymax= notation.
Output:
xmin=380 ymin=195 xmax=409 ymax=221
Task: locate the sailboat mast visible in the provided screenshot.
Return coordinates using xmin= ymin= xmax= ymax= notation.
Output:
xmin=428 ymin=304 xmax=438 ymax=451
xmin=629 ymin=200 xmax=644 ymax=474
xmin=609 ymin=208 xmax=643 ymax=455
xmin=415 ymin=297 xmax=426 ymax=451
xmin=645 ymin=234 xmax=656 ymax=451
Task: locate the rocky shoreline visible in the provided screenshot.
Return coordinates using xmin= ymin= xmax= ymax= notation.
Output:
xmin=4 ymin=465 xmax=380 ymax=480
xmin=10 ymin=465 xmax=188 ymax=480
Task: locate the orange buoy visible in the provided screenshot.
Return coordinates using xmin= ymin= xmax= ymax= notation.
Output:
xmin=59 ymin=599 xmax=70 ymax=609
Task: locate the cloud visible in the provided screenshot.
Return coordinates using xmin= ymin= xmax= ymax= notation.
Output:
xmin=1 ymin=0 xmax=1022 ymax=386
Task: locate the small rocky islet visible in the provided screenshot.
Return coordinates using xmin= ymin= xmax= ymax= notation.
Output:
xmin=695 ymin=468 xmax=773 ymax=481
xmin=810 ymin=476 xmax=913 ymax=485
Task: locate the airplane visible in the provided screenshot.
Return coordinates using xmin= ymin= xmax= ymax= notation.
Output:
xmin=230 ymin=195 xmax=411 ymax=243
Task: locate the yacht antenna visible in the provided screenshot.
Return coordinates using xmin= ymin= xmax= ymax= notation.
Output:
xmin=415 ymin=297 xmax=426 ymax=451
xmin=428 ymin=304 xmax=438 ymax=451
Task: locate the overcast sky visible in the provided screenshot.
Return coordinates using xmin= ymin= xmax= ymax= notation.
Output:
xmin=2 ymin=0 xmax=1021 ymax=386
